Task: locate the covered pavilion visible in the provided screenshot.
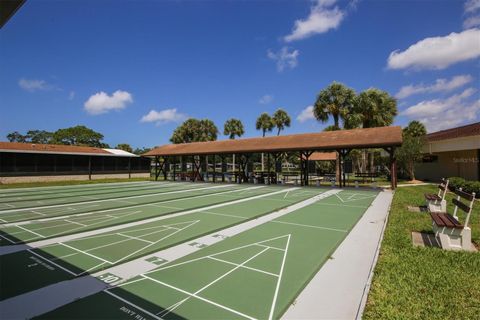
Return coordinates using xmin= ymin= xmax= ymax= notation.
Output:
xmin=144 ymin=126 xmax=403 ymax=189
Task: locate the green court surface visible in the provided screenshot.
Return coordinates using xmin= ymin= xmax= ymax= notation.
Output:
xmin=0 ymin=184 xmax=244 ymax=224
xmin=0 ymin=182 xmax=225 ymax=221
xmin=0 ymin=186 xmax=275 ymax=245
xmin=0 ymin=187 xmax=324 ymax=300
xmin=36 ymin=189 xmax=377 ymax=320
xmin=0 ymin=182 xmax=181 ymax=209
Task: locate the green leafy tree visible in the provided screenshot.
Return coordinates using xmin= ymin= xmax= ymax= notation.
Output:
xmin=170 ymin=119 xmax=218 ymax=144
xmin=348 ymin=88 xmax=398 ymax=172
xmin=272 ymin=109 xmax=291 ymax=136
xmin=26 ymin=130 xmax=54 ymax=144
xmin=313 ymin=81 xmax=356 ymax=130
xmin=116 ymin=143 xmax=133 ymax=153
xmin=255 ymin=113 xmax=274 ymax=137
xmin=52 ymin=125 xmax=108 ymax=147
xmin=224 ymin=118 xmax=245 ymax=173
xmin=396 ymin=121 xmax=427 ymax=181
xmin=223 ymin=118 xmax=244 ymax=139
xmin=133 ymin=147 xmax=152 ymax=155
xmin=6 ymin=131 xmax=27 ymax=142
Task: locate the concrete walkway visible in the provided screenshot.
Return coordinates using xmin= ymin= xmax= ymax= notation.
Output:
xmin=0 ymin=189 xmax=340 ymax=319
xmin=282 ymin=190 xmax=393 ymax=320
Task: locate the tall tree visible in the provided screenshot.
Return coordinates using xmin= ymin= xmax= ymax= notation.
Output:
xmin=52 ymin=125 xmax=107 ymax=147
xmin=6 ymin=131 xmax=27 ymax=142
xmin=313 ymin=81 xmax=356 ymax=130
xmin=224 ymin=118 xmax=245 ymax=173
xmin=170 ymin=118 xmax=218 ymax=144
xmin=133 ymin=147 xmax=152 ymax=155
xmin=348 ymin=88 xmax=398 ymax=172
xmin=396 ymin=121 xmax=427 ymax=181
xmin=116 ymin=143 xmax=133 ymax=153
xmin=223 ymin=118 xmax=244 ymax=139
xmin=26 ymin=130 xmax=54 ymax=144
xmin=272 ymin=109 xmax=291 ymax=136
xmin=256 ymin=113 xmax=274 ymax=171
xmin=255 ymin=113 xmax=273 ymax=137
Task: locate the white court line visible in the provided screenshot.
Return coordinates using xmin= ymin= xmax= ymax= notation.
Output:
xmin=31 ymin=211 xmax=46 ymax=216
xmin=104 ymin=290 xmax=162 ymax=320
xmin=17 ymin=225 xmax=46 ymax=238
xmin=143 ymin=273 xmax=257 ymax=320
xmin=59 ymin=243 xmax=111 ymax=264
xmin=255 ymin=244 xmax=285 ymax=252
xmin=208 ymin=256 xmax=278 ymax=277
xmin=27 ymin=249 xmax=78 ymax=276
xmin=0 ymin=184 xmax=234 ymax=214
xmin=0 ymin=233 xmax=16 ymax=244
xmin=117 ymin=233 xmax=155 ymax=244
xmin=268 ymin=234 xmax=290 ymax=320
xmin=312 ymin=202 xmax=368 ymax=209
xmin=271 ymin=220 xmax=348 ymax=233
xmin=64 ymin=220 xmax=87 ymax=227
xmin=201 ymin=211 xmax=245 ymax=219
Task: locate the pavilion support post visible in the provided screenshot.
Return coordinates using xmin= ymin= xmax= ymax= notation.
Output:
xmin=212 ymin=155 xmax=216 ymax=183
xmin=300 ymin=151 xmax=313 ymax=186
xmin=154 ymin=156 xmax=159 ymax=181
xmin=384 ymin=147 xmax=397 ymax=190
xmin=88 ymin=156 xmax=92 ymax=181
xmin=172 ymin=156 xmax=177 ymax=181
xmin=221 ymin=155 xmax=226 ymax=182
xmin=128 ymin=157 xmax=131 ymax=179
xmin=163 ymin=156 xmax=168 ymax=181
xmin=267 ymin=153 xmax=271 ymax=185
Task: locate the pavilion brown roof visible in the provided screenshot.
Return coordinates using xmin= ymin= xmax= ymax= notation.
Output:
xmin=0 ymin=142 xmax=113 ymax=156
xmin=144 ymin=126 xmax=402 ymax=157
xmin=309 ymin=152 xmax=337 ymax=161
xmin=426 ymin=122 xmax=480 ymax=142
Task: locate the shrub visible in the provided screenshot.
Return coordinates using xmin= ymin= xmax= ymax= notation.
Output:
xmin=448 ymin=177 xmax=480 ymax=198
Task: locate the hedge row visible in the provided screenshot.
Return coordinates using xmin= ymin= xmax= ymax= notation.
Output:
xmin=447 ymin=177 xmax=480 ymax=198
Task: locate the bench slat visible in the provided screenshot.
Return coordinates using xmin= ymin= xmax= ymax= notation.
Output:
xmin=424 ymin=193 xmax=441 ymax=201
xmin=431 ymin=213 xmax=463 ymax=229
xmin=454 ymin=189 xmax=475 ymax=201
xmin=453 ymin=198 xmax=471 ymax=213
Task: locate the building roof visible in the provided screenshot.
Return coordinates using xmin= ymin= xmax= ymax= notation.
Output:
xmin=0 ymin=142 xmax=139 ymax=157
xmin=144 ymin=126 xmax=402 ymax=157
xmin=427 ymin=122 xmax=480 ymax=142
xmin=309 ymin=152 xmax=337 ymax=161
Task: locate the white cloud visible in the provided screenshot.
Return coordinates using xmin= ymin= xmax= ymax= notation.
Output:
xmin=267 ymin=46 xmax=300 ymax=72
xmin=465 ymin=0 xmax=480 ymax=13
xmin=464 ymin=15 xmax=480 ymax=28
xmin=396 ymin=74 xmax=474 ymax=99
xmin=68 ymin=91 xmax=75 ymax=100
xmin=259 ymin=94 xmax=274 ymax=104
xmin=18 ymin=78 xmax=52 ymax=92
xmin=284 ymin=0 xmax=345 ymax=42
xmin=297 ymin=105 xmax=316 ymax=122
xmin=84 ymin=90 xmax=133 ymax=115
xmin=387 ymin=28 xmax=480 ymax=70
xmin=402 ymin=88 xmax=480 ymax=131
xmin=140 ymin=108 xmax=187 ymax=125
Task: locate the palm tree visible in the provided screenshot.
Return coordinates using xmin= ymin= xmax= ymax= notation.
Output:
xmin=314 ymin=82 xmax=356 ymax=183
xmin=256 ymin=113 xmax=273 ymax=137
xmin=272 ymin=109 xmax=291 ymax=136
xmin=224 ymin=118 xmax=245 ymax=173
xmin=313 ymin=81 xmax=356 ymax=130
xmin=403 ymin=120 xmax=426 ymax=137
xmin=349 ymin=88 xmax=398 ymax=172
xmin=256 ymin=112 xmax=274 ymax=171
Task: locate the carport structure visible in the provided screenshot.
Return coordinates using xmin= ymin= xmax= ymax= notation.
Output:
xmin=144 ymin=126 xmax=403 ymax=189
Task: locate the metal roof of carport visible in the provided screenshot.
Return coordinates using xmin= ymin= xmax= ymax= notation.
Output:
xmin=144 ymin=126 xmax=403 ymax=157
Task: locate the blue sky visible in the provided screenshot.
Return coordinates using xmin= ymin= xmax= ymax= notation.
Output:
xmin=1 ymin=0 xmax=479 ymax=149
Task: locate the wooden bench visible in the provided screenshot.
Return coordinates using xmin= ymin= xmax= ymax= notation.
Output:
xmin=430 ymin=188 xmax=476 ymax=251
xmin=424 ymin=178 xmax=448 ymax=212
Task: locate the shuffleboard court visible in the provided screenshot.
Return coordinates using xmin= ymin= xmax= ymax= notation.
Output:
xmin=0 ymin=182 xmax=206 ymax=211
xmin=0 ymin=182 xmax=177 ymax=205
xmin=0 ymin=185 xmax=268 ymax=245
xmin=0 ymin=188 xmax=323 ymax=300
xmin=37 ymin=189 xmax=378 ymax=320
xmin=0 ymin=184 xmax=240 ymax=224
xmin=0 ymin=181 xmax=156 ymax=200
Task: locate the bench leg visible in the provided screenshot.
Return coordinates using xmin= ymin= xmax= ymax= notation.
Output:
xmin=461 ymin=227 xmax=472 ymax=251
xmin=427 ymin=200 xmax=446 ymax=213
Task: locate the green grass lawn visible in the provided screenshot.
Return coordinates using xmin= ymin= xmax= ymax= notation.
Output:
xmin=0 ymin=177 xmax=151 ymax=189
xmin=364 ymin=185 xmax=480 ymax=319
